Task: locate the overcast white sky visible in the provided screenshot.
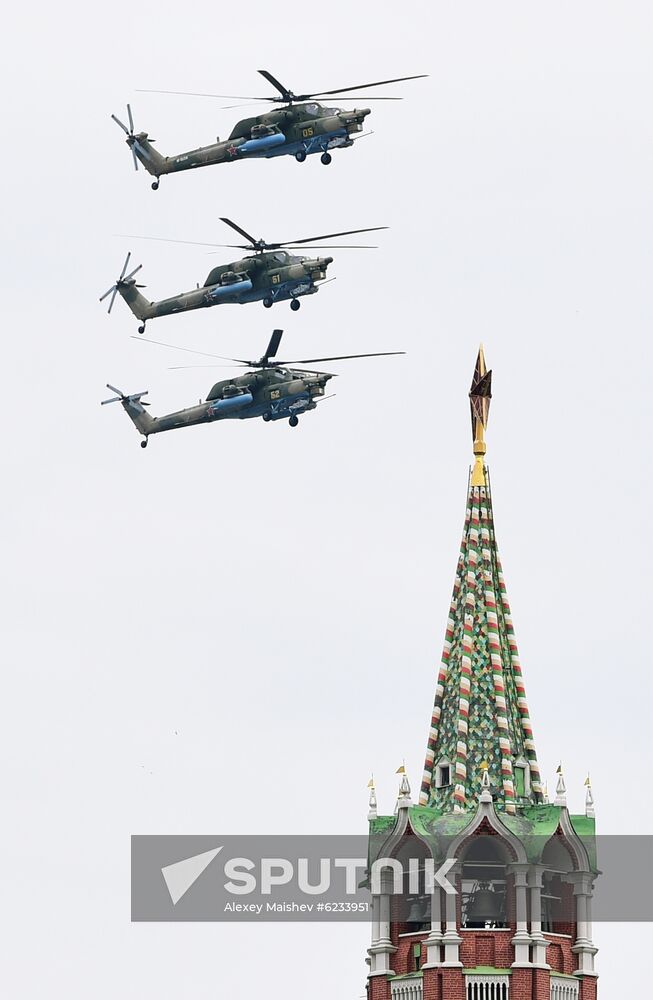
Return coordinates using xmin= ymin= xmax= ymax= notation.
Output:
xmin=1 ymin=1 xmax=651 ymax=996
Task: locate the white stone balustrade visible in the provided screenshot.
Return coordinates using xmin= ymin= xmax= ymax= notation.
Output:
xmin=464 ymin=973 xmax=510 ymax=1000
xmin=390 ymin=975 xmax=423 ymax=1000
xmin=550 ymin=975 xmax=579 ymax=999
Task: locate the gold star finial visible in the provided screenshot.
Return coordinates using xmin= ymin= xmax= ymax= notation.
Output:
xmin=469 ymin=345 xmax=492 ymax=486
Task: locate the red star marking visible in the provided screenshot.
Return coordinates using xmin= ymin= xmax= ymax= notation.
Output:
xmin=227 ymin=145 xmax=239 ymax=157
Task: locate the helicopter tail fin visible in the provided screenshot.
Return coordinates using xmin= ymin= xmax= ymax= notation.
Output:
xmin=101 ymin=385 xmax=158 ymax=439
xmin=131 ymin=134 xmax=167 ymax=177
xmin=118 ymin=279 xmax=154 ymax=322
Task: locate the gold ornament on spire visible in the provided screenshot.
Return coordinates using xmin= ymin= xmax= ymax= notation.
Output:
xmin=469 ymin=345 xmax=492 ymax=487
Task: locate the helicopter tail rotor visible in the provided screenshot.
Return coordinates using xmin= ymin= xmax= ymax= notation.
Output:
xmin=99 ymin=252 xmax=145 ymax=314
xmin=101 ymin=383 xmax=156 ymax=444
xmin=101 ymin=384 xmax=150 ymax=406
xmin=111 ymin=104 xmax=163 ymax=180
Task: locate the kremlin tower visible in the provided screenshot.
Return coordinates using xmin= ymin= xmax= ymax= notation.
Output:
xmin=366 ymin=350 xmax=599 ymax=1000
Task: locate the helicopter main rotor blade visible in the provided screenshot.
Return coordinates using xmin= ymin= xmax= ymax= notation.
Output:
xmin=264 ymin=328 xmax=283 ymax=360
xmin=278 ymin=351 xmax=406 ymax=365
xmin=131 ymin=146 xmax=139 ymax=171
xmin=117 ymin=234 xmax=236 ymax=249
xmin=257 ymin=69 xmax=291 ymax=99
xmin=272 ymin=226 xmax=388 ymax=249
xmin=167 ymin=364 xmax=249 ymax=370
xmin=135 ymin=88 xmax=272 ymax=101
xmin=130 ymin=336 xmax=248 ymax=368
xmin=132 ymin=336 xmax=249 ymax=364
xmin=127 ymin=103 xmax=134 ymax=133
xmin=111 ymin=113 xmax=130 ymax=134
xmin=303 ymin=74 xmax=428 ymax=99
xmin=216 ymin=102 xmax=274 ymax=111
xmin=219 ymin=217 xmax=260 ymax=246
xmin=282 ymin=244 xmax=380 ymax=249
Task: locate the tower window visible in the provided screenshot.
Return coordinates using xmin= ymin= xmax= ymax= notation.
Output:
xmin=436 ymin=762 xmax=451 ymax=788
xmin=412 ymin=942 xmax=422 ymax=971
xmin=513 ymin=757 xmax=530 ymax=798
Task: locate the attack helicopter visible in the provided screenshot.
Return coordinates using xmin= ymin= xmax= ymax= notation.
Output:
xmin=100 ymin=218 xmax=386 ymax=332
xmin=111 ymin=70 xmax=427 ymax=189
xmin=101 ymin=329 xmax=405 ymax=446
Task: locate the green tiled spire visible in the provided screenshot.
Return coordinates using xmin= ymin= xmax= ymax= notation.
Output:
xmin=419 ymin=349 xmax=543 ymax=813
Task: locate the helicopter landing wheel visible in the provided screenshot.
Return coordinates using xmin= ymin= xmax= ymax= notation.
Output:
xmin=262 ymin=413 xmax=271 ymax=422
xmin=290 ymin=299 xmax=301 ymax=311
xmin=289 ymin=415 xmax=299 ymax=428
xmin=295 ymin=150 xmax=306 ymax=163
xmin=263 ymin=297 xmax=273 ymax=308
xmin=320 ymin=152 xmax=332 ymax=165
xmin=140 ymin=439 xmax=148 ymax=449
xmin=151 ymin=180 xmax=160 ymax=190
xmin=138 ymin=325 xmax=146 ymax=334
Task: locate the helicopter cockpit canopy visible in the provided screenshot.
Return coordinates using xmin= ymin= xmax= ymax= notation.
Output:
xmin=303 ymin=103 xmax=341 ymax=117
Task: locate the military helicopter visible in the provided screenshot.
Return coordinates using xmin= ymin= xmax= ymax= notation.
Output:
xmin=101 ymin=329 xmax=405 ymax=446
xmin=111 ymin=70 xmax=427 ymax=189
xmin=100 ymin=218 xmax=386 ymax=332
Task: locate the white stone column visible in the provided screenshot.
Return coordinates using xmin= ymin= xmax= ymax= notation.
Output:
xmin=379 ymin=891 xmax=392 ymax=944
xmin=441 ymin=866 xmax=463 ymax=967
xmin=371 ymin=895 xmax=381 ymax=945
xmin=569 ymin=873 xmax=599 ymax=978
xmin=528 ymin=865 xmax=550 ymax=968
xmin=509 ymin=864 xmax=532 ymax=967
xmin=423 ymin=886 xmax=443 ymax=968
xmin=368 ymin=878 xmax=397 ymax=977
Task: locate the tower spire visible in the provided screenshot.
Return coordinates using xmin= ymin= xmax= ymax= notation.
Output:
xmin=470 ymin=345 xmax=492 ymax=487
xmin=420 ymin=348 xmax=543 ymax=813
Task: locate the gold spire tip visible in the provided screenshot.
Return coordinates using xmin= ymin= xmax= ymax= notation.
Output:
xmin=469 ymin=346 xmax=492 ymax=485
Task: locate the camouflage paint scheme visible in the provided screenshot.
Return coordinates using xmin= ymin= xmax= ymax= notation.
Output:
xmin=125 ymin=103 xmax=370 ymax=186
xmin=114 ymin=249 xmax=333 ymax=330
xmin=105 ymin=367 xmax=332 ymax=446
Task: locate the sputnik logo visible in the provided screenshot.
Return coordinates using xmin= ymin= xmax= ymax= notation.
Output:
xmin=162 ymin=846 xmax=223 ymax=905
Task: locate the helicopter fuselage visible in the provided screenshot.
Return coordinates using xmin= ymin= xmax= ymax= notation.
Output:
xmin=117 ymin=367 xmax=332 ymax=442
xmin=129 ymin=103 xmax=371 ymax=183
xmin=117 ymin=249 xmax=333 ymax=327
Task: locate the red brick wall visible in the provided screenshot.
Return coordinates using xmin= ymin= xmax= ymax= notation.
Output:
xmin=579 ymin=975 xmax=598 ymax=1000
xmin=509 ymin=968 xmax=532 ymax=1000
xmin=392 ymin=933 xmax=427 ymax=976
xmin=459 ymin=930 xmax=514 ymax=968
xmin=368 ymin=975 xmax=391 ymax=1000
xmin=440 ymin=969 xmax=465 ymax=1000
xmin=544 ymin=934 xmax=575 ymax=975
xmin=423 ymin=967 xmax=440 ymax=1000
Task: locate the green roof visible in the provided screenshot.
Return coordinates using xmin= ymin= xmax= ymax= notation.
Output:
xmin=464 ymin=967 xmax=512 ymax=976
xmin=368 ymin=803 xmax=598 ymax=872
